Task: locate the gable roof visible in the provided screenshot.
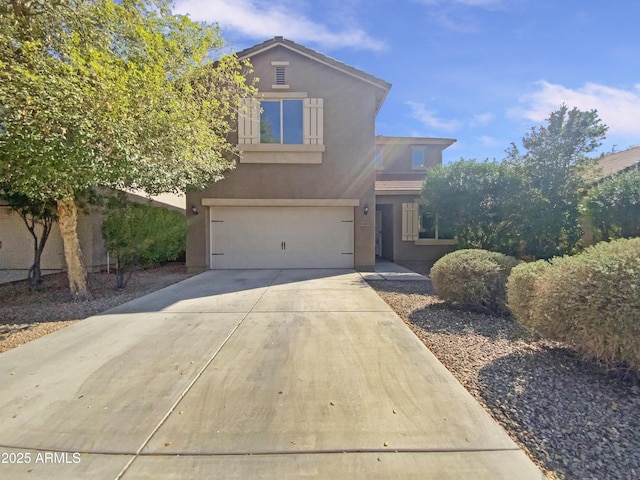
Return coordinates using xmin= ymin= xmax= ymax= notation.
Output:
xmin=598 ymin=146 xmax=640 ymax=176
xmin=235 ymin=37 xmax=391 ymax=114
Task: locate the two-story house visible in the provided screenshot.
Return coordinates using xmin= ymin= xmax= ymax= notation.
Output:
xmin=186 ymin=37 xmax=455 ymax=273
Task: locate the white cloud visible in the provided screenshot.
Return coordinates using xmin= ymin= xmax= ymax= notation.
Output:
xmin=470 ymin=112 xmax=494 ymax=127
xmin=173 ymin=0 xmax=385 ymax=51
xmin=477 ymin=135 xmax=500 ymax=147
xmin=512 ymin=80 xmax=640 ymax=137
xmin=407 ymin=101 xmax=462 ymax=132
xmin=414 ymin=0 xmax=509 ymax=33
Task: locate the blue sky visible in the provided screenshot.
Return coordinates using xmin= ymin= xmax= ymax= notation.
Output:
xmin=174 ymin=0 xmax=640 ymax=163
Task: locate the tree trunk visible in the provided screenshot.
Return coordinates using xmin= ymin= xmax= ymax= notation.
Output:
xmin=22 ymin=214 xmax=53 ymax=290
xmin=57 ymin=198 xmax=90 ymax=301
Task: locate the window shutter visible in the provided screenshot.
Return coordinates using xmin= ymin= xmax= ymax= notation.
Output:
xmin=238 ymin=98 xmax=259 ymax=144
xmin=303 ymin=98 xmax=323 ymax=145
xmin=402 ymin=203 xmax=419 ymax=241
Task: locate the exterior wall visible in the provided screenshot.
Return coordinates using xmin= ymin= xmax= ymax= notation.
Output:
xmin=375 ymin=194 xmax=455 ymax=267
xmin=374 ymin=137 xmax=457 ymax=270
xmin=376 ymin=140 xmax=442 ymax=175
xmin=1 ymin=192 xmax=182 ymax=273
xmin=0 ymin=206 xmax=105 ymax=272
xmin=187 ymin=45 xmax=379 ymax=272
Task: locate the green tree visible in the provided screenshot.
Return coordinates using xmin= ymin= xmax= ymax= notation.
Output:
xmin=0 ymin=185 xmax=57 ymax=289
xmin=506 ymin=105 xmax=608 ymax=259
xmin=422 ymin=159 xmax=526 ymax=255
xmin=0 ymin=0 xmax=254 ymax=299
xmin=102 ymin=199 xmax=187 ymax=289
xmin=585 ymin=169 xmax=640 ymax=241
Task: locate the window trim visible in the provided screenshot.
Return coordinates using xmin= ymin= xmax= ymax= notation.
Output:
xmin=260 ymin=98 xmax=304 ymax=145
xmin=417 ymin=205 xmax=455 ymax=243
xmin=237 ymin=94 xmax=324 ymax=162
xmin=414 ymin=238 xmax=456 ymax=246
xmin=403 ymin=201 xmax=456 ymax=245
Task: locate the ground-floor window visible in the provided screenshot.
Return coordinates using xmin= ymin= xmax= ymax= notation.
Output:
xmin=419 ymin=205 xmax=454 ymax=240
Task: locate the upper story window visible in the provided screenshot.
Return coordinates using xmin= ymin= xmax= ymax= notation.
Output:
xmin=260 ymin=99 xmax=303 ymax=144
xmin=411 ymin=148 xmax=425 ymax=169
xmin=375 ymin=148 xmax=383 ymax=169
xmin=237 ymin=95 xmax=325 ymax=164
xmin=238 ymin=95 xmax=323 ymax=147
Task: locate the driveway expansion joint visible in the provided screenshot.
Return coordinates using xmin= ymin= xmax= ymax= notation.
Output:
xmin=114 ymin=270 xmax=282 ymax=480
xmin=133 ymin=447 xmax=523 ymax=457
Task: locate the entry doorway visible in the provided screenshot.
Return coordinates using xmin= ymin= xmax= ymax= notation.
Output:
xmin=375 ymin=204 xmax=394 ymax=261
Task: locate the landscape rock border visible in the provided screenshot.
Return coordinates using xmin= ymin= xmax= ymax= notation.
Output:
xmin=368 ymin=279 xmax=640 ymax=480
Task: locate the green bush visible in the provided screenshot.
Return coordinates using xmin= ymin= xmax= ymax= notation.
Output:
xmin=430 ymin=249 xmax=520 ymax=315
xmin=102 ymin=201 xmax=187 ymax=287
xmin=585 ymin=169 xmax=640 ymax=241
xmin=506 ymin=260 xmax=552 ymax=331
xmin=513 ymin=238 xmax=640 ymax=371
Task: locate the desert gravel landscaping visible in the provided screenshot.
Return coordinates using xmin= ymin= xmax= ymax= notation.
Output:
xmin=368 ymin=277 xmax=640 ymax=480
xmin=0 ymin=264 xmax=193 ymax=354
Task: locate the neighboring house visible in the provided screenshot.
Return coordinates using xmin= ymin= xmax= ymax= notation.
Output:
xmin=186 ymin=37 xmax=456 ymax=272
xmin=0 ymin=192 xmax=185 ymax=273
xmin=597 ymin=145 xmax=640 ymax=178
xmin=581 ymin=145 xmax=640 ymax=245
xmin=0 ymin=202 xmax=105 ymax=272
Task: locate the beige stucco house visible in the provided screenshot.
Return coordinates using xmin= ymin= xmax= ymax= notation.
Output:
xmin=186 ymin=37 xmax=456 ymax=272
xmin=0 ymin=192 xmax=184 ymax=273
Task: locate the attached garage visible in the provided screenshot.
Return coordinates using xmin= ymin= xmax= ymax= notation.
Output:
xmin=208 ymin=202 xmax=356 ymax=269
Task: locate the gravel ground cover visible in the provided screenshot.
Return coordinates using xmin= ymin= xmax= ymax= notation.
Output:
xmin=368 ymin=278 xmax=640 ymax=480
xmin=0 ymin=263 xmax=193 ymax=354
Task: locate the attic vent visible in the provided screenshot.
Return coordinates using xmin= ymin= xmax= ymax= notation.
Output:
xmin=271 ymin=61 xmax=290 ymax=89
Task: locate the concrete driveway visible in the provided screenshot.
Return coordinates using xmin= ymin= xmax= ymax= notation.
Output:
xmin=0 ymin=269 xmax=544 ymax=479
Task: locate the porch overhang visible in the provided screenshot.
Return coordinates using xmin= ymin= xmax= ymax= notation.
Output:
xmin=375 ymin=180 xmax=423 ymax=196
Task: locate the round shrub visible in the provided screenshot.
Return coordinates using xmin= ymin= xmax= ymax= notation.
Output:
xmin=528 ymin=238 xmax=640 ymax=371
xmin=430 ymin=249 xmax=520 ymax=315
xmin=506 ymin=260 xmax=552 ymax=330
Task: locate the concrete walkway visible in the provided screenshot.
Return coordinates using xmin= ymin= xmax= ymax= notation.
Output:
xmin=361 ymin=258 xmax=428 ymax=281
xmin=0 ymin=269 xmax=544 ymax=479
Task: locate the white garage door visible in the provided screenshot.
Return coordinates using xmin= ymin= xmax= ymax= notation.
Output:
xmin=210 ymin=206 xmax=354 ymax=269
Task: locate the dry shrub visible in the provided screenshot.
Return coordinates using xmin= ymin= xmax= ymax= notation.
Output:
xmin=506 ymin=260 xmax=552 ymax=330
xmin=514 ymin=238 xmax=640 ymax=371
xmin=430 ymin=249 xmax=520 ymax=315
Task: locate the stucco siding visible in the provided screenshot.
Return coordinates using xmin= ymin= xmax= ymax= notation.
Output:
xmin=376 ymin=195 xmax=455 ymax=266
xmin=187 ymin=44 xmax=379 ymax=271
xmin=0 ymin=206 xmax=107 ymax=272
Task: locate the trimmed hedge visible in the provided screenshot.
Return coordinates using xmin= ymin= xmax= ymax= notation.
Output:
xmin=430 ymin=249 xmax=520 ymax=315
xmin=508 ymin=238 xmax=640 ymax=371
xmin=506 ymin=260 xmax=552 ymax=332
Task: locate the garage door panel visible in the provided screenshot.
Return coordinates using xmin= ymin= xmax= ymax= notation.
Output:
xmin=210 ymin=206 xmax=354 ymax=269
